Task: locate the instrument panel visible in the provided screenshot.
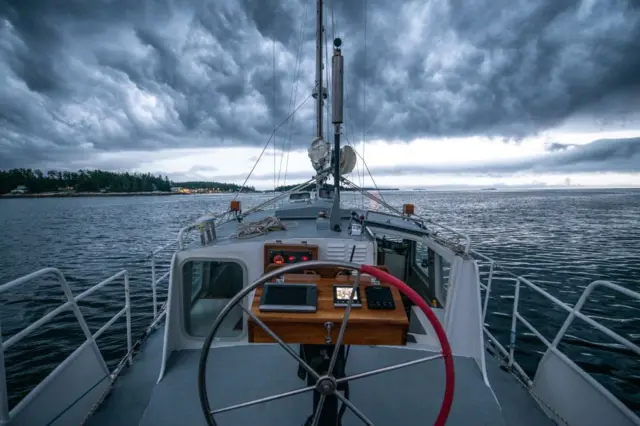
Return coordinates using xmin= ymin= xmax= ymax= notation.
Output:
xmin=263 ymin=243 xmax=319 ymax=272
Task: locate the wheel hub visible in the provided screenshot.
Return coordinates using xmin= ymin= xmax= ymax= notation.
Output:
xmin=315 ymin=375 xmax=336 ymax=395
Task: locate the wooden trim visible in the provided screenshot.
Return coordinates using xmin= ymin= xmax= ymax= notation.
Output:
xmin=249 ymin=274 xmax=408 ymax=346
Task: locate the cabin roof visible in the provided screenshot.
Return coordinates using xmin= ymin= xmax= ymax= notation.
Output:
xmin=186 ymin=202 xmax=370 ymax=248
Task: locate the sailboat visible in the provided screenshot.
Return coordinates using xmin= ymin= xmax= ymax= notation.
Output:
xmin=1 ymin=1 xmax=639 ymax=425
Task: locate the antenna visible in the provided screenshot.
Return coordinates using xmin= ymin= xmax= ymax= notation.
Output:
xmin=329 ymin=37 xmax=344 ymax=232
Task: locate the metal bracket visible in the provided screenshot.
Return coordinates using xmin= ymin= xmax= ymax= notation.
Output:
xmin=324 ymin=322 xmax=334 ymax=344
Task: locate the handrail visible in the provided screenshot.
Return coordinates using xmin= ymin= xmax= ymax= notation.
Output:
xmin=551 ymin=280 xmax=640 ymax=351
xmin=342 ymin=177 xmax=472 ymax=253
xmin=473 ymin=245 xmax=640 ymax=359
xmin=150 ymin=241 xmax=178 ymax=318
xmin=511 ymin=277 xmax=640 ymax=360
xmin=177 ymin=177 xmax=320 ymax=250
xmin=470 ymin=247 xmax=640 ymax=421
xmin=0 ymin=268 xmax=131 ymax=424
xmin=238 ymin=177 xmax=319 ymax=218
xmin=504 ymin=277 xmax=640 ymax=424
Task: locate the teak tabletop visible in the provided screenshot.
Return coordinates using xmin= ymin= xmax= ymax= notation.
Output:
xmin=248 ymin=273 xmax=409 ymax=346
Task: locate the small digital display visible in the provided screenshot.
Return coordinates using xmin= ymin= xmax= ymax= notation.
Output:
xmin=333 ymin=285 xmax=362 ymax=308
xmin=335 ymin=286 xmax=360 ymax=302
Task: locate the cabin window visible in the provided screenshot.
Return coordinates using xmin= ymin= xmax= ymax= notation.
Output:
xmin=191 ymin=262 xmax=204 ymax=300
xmin=182 ymin=260 xmax=244 ymax=338
xmin=414 ymin=242 xmax=430 ymax=275
xmin=319 ymin=188 xmax=334 ymax=198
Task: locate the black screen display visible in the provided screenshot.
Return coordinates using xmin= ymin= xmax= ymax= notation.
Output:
xmin=262 ymin=284 xmax=312 ymax=306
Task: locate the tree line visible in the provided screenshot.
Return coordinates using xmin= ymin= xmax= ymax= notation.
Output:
xmin=177 ymin=181 xmax=255 ymax=192
xmin=0 ymin=169 xmax=254 ymax=194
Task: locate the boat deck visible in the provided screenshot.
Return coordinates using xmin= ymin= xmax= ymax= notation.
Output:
xmin=86 ymin=327 xmax=555 ymax=426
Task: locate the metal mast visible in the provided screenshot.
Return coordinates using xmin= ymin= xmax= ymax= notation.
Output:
xmin=329 ymin=38 xmax=344 ymax=232
xmin=314 ymin=0 xmax=323 ymax=140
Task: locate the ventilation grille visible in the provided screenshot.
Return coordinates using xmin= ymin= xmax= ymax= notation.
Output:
xmin=326 ymin=243 xmax=368 ymax=264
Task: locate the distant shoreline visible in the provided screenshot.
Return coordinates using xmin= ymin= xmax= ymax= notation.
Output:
xmin=0 ymin=191 xmax=187 ymax=199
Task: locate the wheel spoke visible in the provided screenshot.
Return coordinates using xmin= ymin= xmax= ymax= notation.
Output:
xmin=334 ymin=391 xmax=375 ymax=426
xmin=336 ymin=354 xmax=442 ymax=384
xmin=310 ymin=394 xmax=327 ymax=426
xmin=211 ymin=384 xmax=315 ymax=414
xmin=327 ymin=272 xmax=360 ymax=376
xmin=241 ymin=305 xmax=319 ymax=379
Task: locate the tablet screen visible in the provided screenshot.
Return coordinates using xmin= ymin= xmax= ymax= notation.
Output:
xmin=262 ymin=285 xmax=310 ymax=306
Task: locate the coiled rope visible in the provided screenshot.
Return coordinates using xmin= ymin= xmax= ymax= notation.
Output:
xmin=235 ymin=216 xmax=297 ymax=239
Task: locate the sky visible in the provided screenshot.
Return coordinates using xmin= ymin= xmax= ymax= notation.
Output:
xmin=1 ymin=0 xmax=640 ymax=189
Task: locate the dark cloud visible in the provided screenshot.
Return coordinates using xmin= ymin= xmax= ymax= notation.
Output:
xmin=1 ymin=0 xmax=640 ymax=170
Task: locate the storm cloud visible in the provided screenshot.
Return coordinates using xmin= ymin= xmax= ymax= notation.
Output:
xmin=1 ymin=0 xmax=639 ymax=170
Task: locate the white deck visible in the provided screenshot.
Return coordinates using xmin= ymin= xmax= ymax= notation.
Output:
xmin=86 ymin=327 xmax=554 ymax=426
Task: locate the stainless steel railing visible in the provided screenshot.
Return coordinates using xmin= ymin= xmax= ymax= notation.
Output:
xmin=471 ymin=248 xmax=639 ymax=420
xmin=0 ymin=268 xmax=131 ymax=424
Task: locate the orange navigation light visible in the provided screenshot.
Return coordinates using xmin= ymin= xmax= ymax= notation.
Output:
xmin=230 ymin=200 xmax=241 ymax=212
xmin=403 ymin=203 xmax=415 ymax=216
xmin=273 ymin=254 xmax=285 ymax=264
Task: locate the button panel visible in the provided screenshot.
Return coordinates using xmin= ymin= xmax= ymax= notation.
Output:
xmin=365 ymin=286 xmax=396 ymax=310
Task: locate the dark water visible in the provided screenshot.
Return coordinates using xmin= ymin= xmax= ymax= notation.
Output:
xmin=0 ymin=189 xmax=639 ymax=414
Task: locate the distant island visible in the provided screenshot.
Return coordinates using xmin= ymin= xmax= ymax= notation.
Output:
xmin=0 ymin=169 xmax=401 ymax=199
xmin=0 ymin=168 xmax=257 ymax=198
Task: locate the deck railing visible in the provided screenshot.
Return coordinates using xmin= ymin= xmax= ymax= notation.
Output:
xmin=150 ymin=241 xmax=177 ymax=318
xmin=0 ymin=241 xmax=177 ymax=425
xmin=470 ymin=249 xmax=640 ymax=421
xmin=0 ymin=268 xmax=131 ymax=424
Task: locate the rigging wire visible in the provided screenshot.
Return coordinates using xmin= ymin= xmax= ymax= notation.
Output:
xmin=273 ymin=37 xmax=277 ymax=191
xmin=277 ymin=0 xmax=311 ymax=188
xmin=324 ymin=0 xmax=331 ymax=153
xmin=234 ymin=94 xmax=313 ymax=198
xmin=362 ymin=0 xmax=368 ymax=202
xmin=342 ymin=122 xmax=389 ymax=207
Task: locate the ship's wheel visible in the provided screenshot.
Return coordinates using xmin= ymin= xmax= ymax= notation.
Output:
xmin=198 ymin=261 xmax=455 ymax=426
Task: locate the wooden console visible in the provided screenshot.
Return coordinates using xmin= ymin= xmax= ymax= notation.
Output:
xmin=248 ymin=272 xmax=408 ymax=346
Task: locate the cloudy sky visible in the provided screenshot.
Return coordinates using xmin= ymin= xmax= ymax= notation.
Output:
xmin=1 ymin=0 xmax=639 ymax=189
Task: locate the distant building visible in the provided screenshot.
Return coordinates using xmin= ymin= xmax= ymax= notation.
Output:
xmin=10 ymin=185 xmax=28 ymax=194
xmin=170 ymin=186 xmax=191 ymax=194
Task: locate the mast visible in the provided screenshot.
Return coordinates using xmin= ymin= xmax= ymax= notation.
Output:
xmin=314 ymin=0 xmax=323 ymax=140
xmin=329 ymin=38 xmax=344 ymax=232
